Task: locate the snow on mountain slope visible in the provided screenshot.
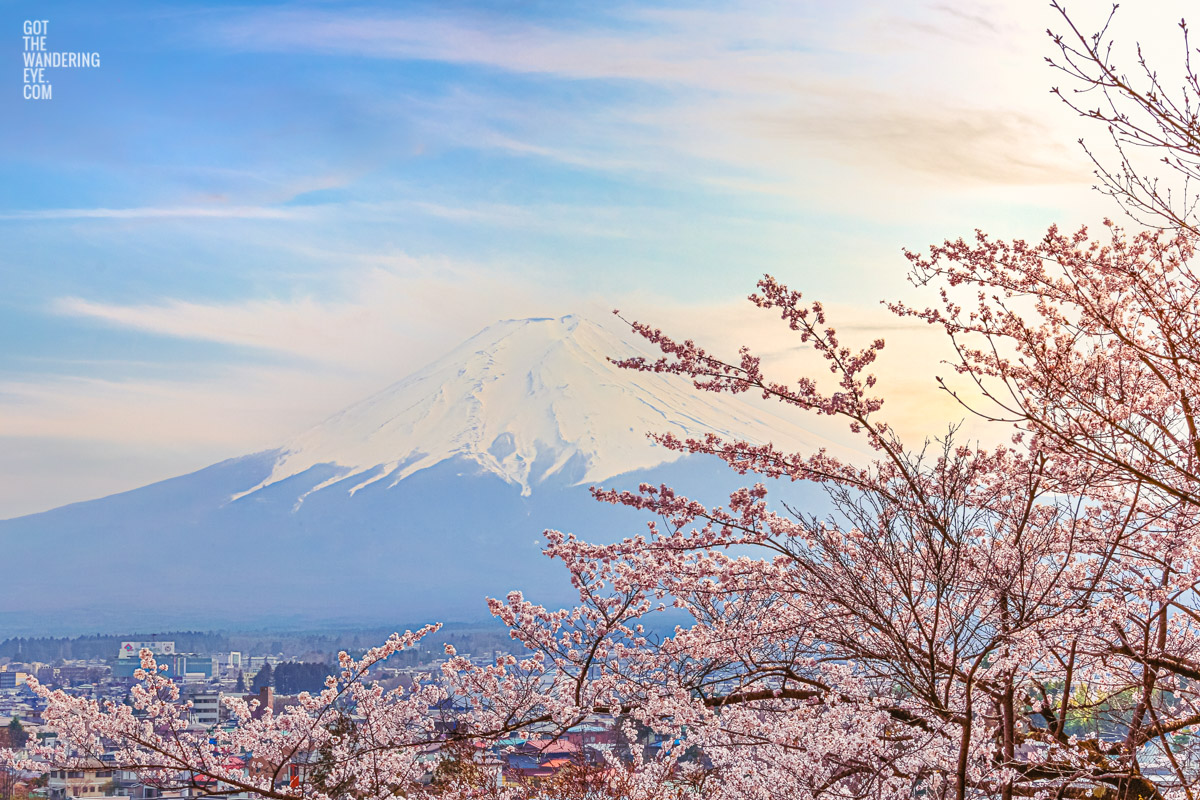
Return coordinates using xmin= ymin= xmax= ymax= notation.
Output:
xmin=234 ymin=314 xmax=839 ymax=504
xmin=0 ymin=313 xmax=847 ymax=632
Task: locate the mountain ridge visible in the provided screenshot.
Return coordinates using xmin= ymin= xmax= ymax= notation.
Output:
xmin=224 ymin=313 xmax=833 ymax=504
xmin=0 ymin=314 xmax=835 ymax=632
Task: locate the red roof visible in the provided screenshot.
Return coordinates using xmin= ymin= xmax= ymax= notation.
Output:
xmin=526 ymin=738 xmax=580 ymax=754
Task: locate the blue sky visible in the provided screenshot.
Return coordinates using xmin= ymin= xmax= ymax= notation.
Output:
xmin=2 ymin=0 xmax=1185 ymax=516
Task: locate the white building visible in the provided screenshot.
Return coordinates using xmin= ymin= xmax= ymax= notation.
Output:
xmin=187 ymin=691 xmax=221 ymax=728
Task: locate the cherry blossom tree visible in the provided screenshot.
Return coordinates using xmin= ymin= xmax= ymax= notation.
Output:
xmin=19 ymin=249 xmax=1200 ymax=798
xmin=1048 ymin=1 xmax=1200 ymax=233
xmin=540 ymin=266 xmax=1200 ymax=800
xmin=11 ymin=5 xmax=1200 ymax=800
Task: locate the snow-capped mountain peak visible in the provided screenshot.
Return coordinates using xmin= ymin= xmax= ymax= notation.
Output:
xmin=233 ymin=314 xmax=830 ymax=503
xmin=0 ymin=313 xmax=844 ymax=632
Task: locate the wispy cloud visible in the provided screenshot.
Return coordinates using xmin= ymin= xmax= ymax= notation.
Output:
xmin=736 ymin=100 xmax=1084 ymax=186
xmin=41 ymin=256 xmax=977 ymax=443
xmin=209 ymin=9 xmax=808 ymax=88
xmin=0 ymin=206 xmax=300 ymax=220
xmin=198 ymin=2 xmax=1088 ymax=192
xmin=48 ymin=255 xmax=592 ymax=369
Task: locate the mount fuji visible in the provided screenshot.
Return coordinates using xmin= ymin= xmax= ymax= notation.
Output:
xmin=0 ymin=315 xmax=834 ymax=635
